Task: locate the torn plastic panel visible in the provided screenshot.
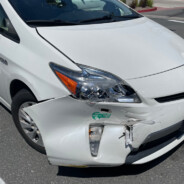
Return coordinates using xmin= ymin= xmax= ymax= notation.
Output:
xmin=24 ymin=96 xmax=184 ymax=166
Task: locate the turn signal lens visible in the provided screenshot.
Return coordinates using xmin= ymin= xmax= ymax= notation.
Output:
xmin=89 ymin=125 xmax=104 ymax=157
xmin=55 ymin=71 xmax=77 ymax=95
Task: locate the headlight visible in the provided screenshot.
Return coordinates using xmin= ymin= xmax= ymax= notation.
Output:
xmin=50 ymin=63 xmax=141 ymax=103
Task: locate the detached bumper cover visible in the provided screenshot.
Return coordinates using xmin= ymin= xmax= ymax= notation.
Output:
xmin=24 ymin=97 xmax=184 ymax=167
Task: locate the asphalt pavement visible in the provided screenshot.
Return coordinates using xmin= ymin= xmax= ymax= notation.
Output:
xmin=144 ymin=8 xmax=184 ymax=38
xmin=154 ymin=0 xmax=184 ymax=8
xmin=1 ymin=8 xmax=184 ymax=184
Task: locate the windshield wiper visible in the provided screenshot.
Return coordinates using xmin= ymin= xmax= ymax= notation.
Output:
xmin=79 ymin=14 xmax=114 ymax=23
xmin=79 ymin=14 xmax=142 ymax=24
xmin=26 ymin=14 xmax=142 ymax=26
xmin=118 ymin=15 xmax=142 ymax=19
xmin=26 ymin=19 xmax=78 ymax=26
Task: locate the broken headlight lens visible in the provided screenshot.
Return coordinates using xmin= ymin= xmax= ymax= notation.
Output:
xmin=50 ymin=63 xmax=141 ymax=103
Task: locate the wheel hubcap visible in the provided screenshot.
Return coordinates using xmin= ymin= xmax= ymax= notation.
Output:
xmin=18 ymin=102 xmax=44 ymax=147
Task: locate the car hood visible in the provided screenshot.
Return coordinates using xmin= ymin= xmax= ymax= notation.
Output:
xmin=37 ymin=17 xmax=184 ymax=80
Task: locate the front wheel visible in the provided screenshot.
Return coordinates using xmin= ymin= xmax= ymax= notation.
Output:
xmin=11 ymin=89 xmax=46 ymax=154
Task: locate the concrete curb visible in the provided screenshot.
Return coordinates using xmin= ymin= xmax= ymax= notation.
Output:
xmin=157 ymin=7 xmax=184 ymax=11
xmin=138 ymin=7 xmax=158 ymax=13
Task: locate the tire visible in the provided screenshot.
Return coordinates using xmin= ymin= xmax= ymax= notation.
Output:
xmin=11 ymin=89 xmax=46 ymax=154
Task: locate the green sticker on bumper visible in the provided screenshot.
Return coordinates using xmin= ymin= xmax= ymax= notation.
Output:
xmin=92 ymin=112 xmax=111 ymax=120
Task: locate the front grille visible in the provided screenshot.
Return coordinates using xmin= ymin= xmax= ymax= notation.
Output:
xmin=155 ymin=92 xmax=184 ymax=103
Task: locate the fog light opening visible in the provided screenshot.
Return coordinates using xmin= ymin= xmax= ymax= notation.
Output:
xmin=89 ymin=125 xmax=104 ymax=157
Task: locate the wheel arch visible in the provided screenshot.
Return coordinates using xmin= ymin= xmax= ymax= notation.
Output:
xmin=10 ymin=79 xmax=38 ymax=101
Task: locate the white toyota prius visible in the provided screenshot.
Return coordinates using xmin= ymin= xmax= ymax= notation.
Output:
xmin=0 ymin=0 xmax=184 ymax=167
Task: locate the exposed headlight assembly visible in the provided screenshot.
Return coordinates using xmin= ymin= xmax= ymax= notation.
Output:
xmin=50 ymin=63 xmax=141 ymax=103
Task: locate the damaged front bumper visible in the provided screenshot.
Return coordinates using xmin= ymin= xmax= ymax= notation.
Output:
xmin=24 ymin=96 xmax=184 ymax=167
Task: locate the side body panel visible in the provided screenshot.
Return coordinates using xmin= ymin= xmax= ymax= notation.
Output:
xmin=0 ymin=1 xmax=81 ymax=107
xmin=0 ymin=5 xmax=9 ymax=106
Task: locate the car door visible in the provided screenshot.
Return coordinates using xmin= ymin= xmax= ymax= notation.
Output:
xmin=0 ymin=4 xmax=19 ymax=105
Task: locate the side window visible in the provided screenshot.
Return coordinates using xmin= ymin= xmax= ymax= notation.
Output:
xmin=0 ymin=4 xmax=20 ymax=43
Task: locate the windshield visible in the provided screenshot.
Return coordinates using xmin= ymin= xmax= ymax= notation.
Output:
xmin=8 ymin=0 xmax=142 ymax=26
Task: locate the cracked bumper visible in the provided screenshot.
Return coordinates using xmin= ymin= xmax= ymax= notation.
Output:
xmin=24 ymin=97 xmax=184 ymax=167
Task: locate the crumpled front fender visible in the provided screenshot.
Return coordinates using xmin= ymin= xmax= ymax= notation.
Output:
xmin=24 ymin=97 xmax=133 ymax=166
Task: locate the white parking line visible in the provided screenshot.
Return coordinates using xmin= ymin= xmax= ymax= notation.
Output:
xmin=0 ymin=178 xmax=5 ymax=184
xmin=169 ymin=20 xmax=184 ymax=24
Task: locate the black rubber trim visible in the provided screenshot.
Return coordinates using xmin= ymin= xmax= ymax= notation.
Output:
xmin=143 ymin=121 xmax=183 ymax=144
xmin=155 ymin=92 xmax=184 ymax=103
xmin=126 ymin=125 xmax=184 ymax=164
xmin=126 ymin=131 xmax=183 ymax=164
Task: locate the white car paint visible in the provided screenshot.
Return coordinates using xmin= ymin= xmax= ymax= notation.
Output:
xmin=0 ymin=178 xmax=6 ymax=184
xmin=0 ymin=0 xmax=184 ymax=167
xmin=24 ymin=92 xmax=184 ymax=166
xmin=37 ymin=18 xmax=184 ymax=80
xmin=0 ymin=1 xmax=80 ymax=107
